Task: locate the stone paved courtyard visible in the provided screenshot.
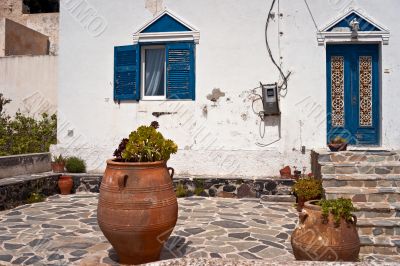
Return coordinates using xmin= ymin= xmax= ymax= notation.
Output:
xmin=0 ymin=193 xmax=398 ymax=265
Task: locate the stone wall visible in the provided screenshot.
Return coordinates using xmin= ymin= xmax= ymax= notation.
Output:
xmin=0 ymin=0 xmax=59 ymax=55
xmin=2 ymin=18 xmax=49 ymax=56
xmin=0 ymin=153 xmax=51 ymax=179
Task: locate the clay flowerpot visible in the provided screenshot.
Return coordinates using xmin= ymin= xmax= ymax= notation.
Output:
xmin=296 ymin=196 xmax=319 ymax=212
xmin=291 ymin=200 xmax=360 ymax=261
xmin=51 ymin=162 xmax=65 ymax=173
xmin=97 ymin=160 xmax=178 ymax=265
xmin=280 ymin=166 xmax=292 ymax=178
xmin=328 ymin=143 xmax=348 ymax=152
xmin=58 ymin=175 xmax=73 ymax=195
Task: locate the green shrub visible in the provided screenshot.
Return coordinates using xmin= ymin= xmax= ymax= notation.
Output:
xmin=317 ymin=198 xmax=357 ymax=226
xmin=65 ymin=156 xmax=86 ymax=173
xmin=292 ymin=177 xmax=323 ymax=201
xmin=0 ymin=93 xmax=56 ymax=156
xmin=176 ymin=183 xmax=187 ymax=198
xmin=120 ymin=125 xmax=178 ymax=162
xmin=27 ymin=192 xmax=45 ymax=204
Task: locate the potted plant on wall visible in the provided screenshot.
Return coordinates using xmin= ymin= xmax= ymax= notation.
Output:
xmin=328 ymin=136 xmax=348 ymax=152
xmin=291 ymin=198 xmax=359 ymax=261
xmin=51 ymin=155 xmax=66 ymax=173
xmin=97 ymin=122 xmax=178 ymax=265
xmin=292 ymin=176 xmax=323 ymax=212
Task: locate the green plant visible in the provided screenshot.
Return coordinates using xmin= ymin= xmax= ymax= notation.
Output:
xmin=317 ymin=198 xmax=357 ymax=226
xmin=330 ymin=136 xmax=347 ymax=144
xmin=65 ymin=156 xmax=86 ymax=173
xmin=0 ymin=94 xmax=57 ymax=156
xmin=119 ymin=125 xmax=178 ymax=162
xmin=52 ymin=154 xmax=66 ymax=163
xmin=27 ymin=192 xmax=45 ymax=204
xmin=193 ymin=179 xmax=205 ymax=196
xmin=176 ymin=183 xmax=187 ymax=198
xmin=292 ymin=177 xmax=323 ymax=201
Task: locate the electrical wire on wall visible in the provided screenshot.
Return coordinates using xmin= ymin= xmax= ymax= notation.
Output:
xmin=251 ymin=0 xmax=289 ymax=146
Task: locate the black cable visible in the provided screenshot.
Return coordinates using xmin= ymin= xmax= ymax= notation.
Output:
xmin=265 ymin=0 xmax=291 ymax=95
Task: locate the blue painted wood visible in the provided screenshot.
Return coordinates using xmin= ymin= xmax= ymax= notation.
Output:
xmin=166 ymin=42 xmax=195 ymax=100
xmin=326 ymin=44 xmax=380 ymax=146
xmin=141 ymin=14 xmax=191 ymax=33
xmin=114 ymin=45 xmax=140 ymax=101
xmin=328 ymin=12 xmax=379 ymax=31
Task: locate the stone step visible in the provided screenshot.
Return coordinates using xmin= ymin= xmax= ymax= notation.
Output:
xmin=322 ymin=174 xmax=400 ymax=188
xmin=317 ymin=150 xmax=399 ymax=164
xmin=354 ymin=202 xmax=400 ymax=218
xmin=357 ymin=218 xmax=400 ymax=237
xmin=324 ymin=187 xmax=400 ymax=202
xmin=260 ymin=195 xmax=296 ymax=203
xmin=321 ymin=161 xmax=400 ymax=175
xmin=359 ymin=235 xmax=400 ymax=248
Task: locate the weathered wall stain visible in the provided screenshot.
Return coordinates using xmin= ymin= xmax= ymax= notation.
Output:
xmin=145 ymin=0 xmax=163 ymax=16
xmin=206 ymin=88 xmax=225 ymax=102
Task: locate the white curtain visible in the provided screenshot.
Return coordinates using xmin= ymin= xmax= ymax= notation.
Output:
xmin=145 ymin=49 xmax=165 ymax=96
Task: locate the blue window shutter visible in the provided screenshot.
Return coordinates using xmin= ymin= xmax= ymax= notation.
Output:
xmin=166 ymin=42 xmax=195 ymax=100
xmin=114 ymin=45 xmax=140 ymax=101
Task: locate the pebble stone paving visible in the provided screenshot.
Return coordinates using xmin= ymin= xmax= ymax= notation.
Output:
xmin=0 ymin=193 xmax=397 ymax=265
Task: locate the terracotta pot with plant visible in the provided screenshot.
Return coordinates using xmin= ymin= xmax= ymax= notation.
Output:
xmin=292 ymin=176 xmax=323 ymax=212
xmin=291 ymin=198 xmax=360 ymax=261
xmin=51 ymin=155 xmax=66 ymax=173
xmin=97 ymin=122 xmax=178 ymax=265
xmin=328 ymin=136 xmax=348 ymax=152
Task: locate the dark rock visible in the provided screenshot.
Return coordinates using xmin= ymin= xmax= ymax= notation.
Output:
xmin=70 ymin=250 xmax=87 ymax=257
xmin=248 ymin=245 xmax=268 ymax=253
xmin=0 ymin=236 xmax=14 ymax=241
xmin=252 ymin=218 xmax=266 ymax=224
xmin=260 ymin=240 xmax=285 ymax=249
xmin=6 ymin=211 xmax=22 ymax=216
xmin=276 ymin=232 xmax=289 ymax=240
xmin=48 ymin=253 xmax=64 ymax=261
xmin=208 ymin=188 xmax=217 ymax=197
xmin=29 ymin=238 xmax=49 ymax=248
xmin=184 ymin=228 xmax=205 ymax=235
xmin=0 ymin=255 xmax=13 ymax=262
xmin=211 ymin=220 xmax=248 ymax=229
xmin=223 ymin=185 xmax=236 ymax=192
xmin=24 ymin=255 xmax=42 ymax=265
xmin=210 ymin=253 xmax=222 ymax=258
xmin=237 ymin=184 xmax=256 ymax=198
xmin=11 ymin=256 xmax=27 ymax=264
xmin=4 ymin=243 xmax=24 ymax=250
xmin=373 ymin=228 xmax=383 ymax=236
xmin=186 ymin=191 xmax=194 ymax=197
xmin=199 ymin=191 xmax=209 ymax=197
xmin=239 ymin=252 xmax=261 ymax=259
xmin=254 ymin=182 xmax=265 ymax=191
xmin=283 ymin=224 xmax=296 ymax=229
xmin=228 ymin=232 xmax=250 ymax=239
xmin=42 ymin=224 xmax=63 ymax=229
xmin=265 ymin=181 xmax=277 ymax=191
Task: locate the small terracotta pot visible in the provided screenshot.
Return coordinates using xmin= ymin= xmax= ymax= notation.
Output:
xmin=328 ymin=143 xmax=348 ymax=152
xmin=58 ymin=175 xmax=73 ymax=195
xmin=51 ymin=162 xmax=65 ymax=173
xmin=280 ymin=166 xmax=292 ymax=178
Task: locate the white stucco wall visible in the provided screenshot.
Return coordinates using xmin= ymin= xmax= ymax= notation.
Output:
xmin=54 ymin=0 xmax=400 ymax=176
xmin=0 ymin=55 xmax=57 ymax=116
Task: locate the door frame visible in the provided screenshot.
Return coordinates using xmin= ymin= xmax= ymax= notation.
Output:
xmin=326 ymin=42 xmax=382 ymax=147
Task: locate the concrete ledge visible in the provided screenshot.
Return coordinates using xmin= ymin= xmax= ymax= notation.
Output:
xmin=0 ymin=153 xmax=51 ymax=179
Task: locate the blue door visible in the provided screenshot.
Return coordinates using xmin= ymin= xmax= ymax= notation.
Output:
xmin=327 ymin=44 xmax=380 ymax=145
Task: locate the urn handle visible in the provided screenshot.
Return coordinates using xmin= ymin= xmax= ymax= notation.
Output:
xmin=167 ymin=167 xmax=174 ymax=180
xmin=352 ymin=214 xmax=357 ymax=225
xmin=299 ymin=211 xmax=308 ymax=224
xmin=118 ymin=175 xmax=128 ymax=190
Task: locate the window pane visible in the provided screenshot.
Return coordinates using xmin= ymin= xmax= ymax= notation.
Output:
xmin=145 ymin=48 xmax=165 ymax=96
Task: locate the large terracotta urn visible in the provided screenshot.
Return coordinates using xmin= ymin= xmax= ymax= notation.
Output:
xmin=291 ymin=200 xmax=360 ymax=261
xmin=97 ymin=160 xmax=178 ymax=265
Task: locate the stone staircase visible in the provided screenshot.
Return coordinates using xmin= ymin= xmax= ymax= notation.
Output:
xmin=316 ymin=150 xmax=400 ymax=258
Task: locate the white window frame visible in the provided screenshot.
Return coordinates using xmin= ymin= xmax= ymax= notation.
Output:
xmin=141 ymin=45 xmax=167 ymax=101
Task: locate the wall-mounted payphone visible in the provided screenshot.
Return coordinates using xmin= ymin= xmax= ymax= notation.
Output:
xmin=261 ymin=82 xmax=280 ymax=116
